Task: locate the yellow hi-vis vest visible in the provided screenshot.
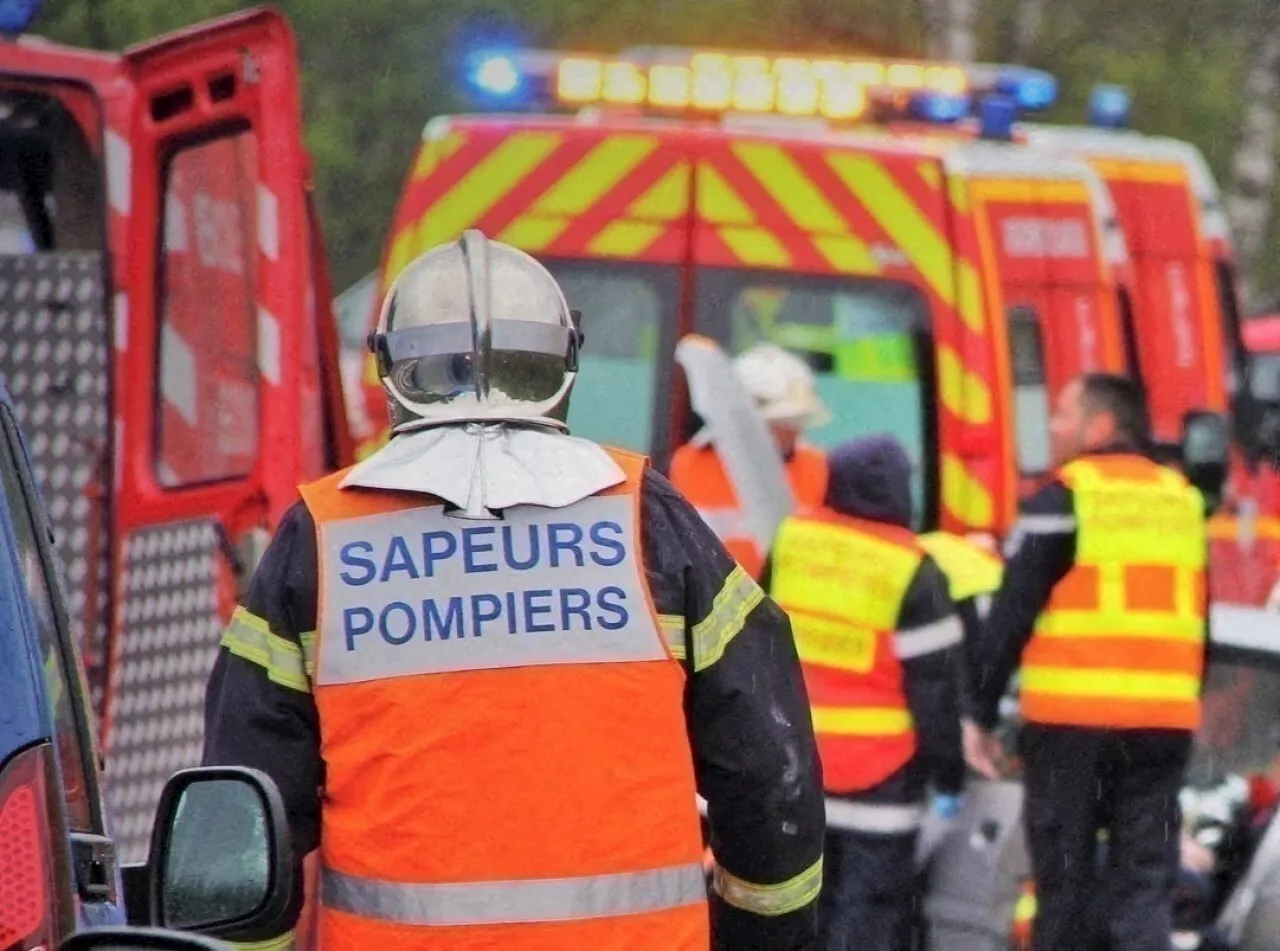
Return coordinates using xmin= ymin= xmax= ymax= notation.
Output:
xmin=1019 ymin=454 xmax=1207 ymax=731
xmin=918 ymin=531 xmax=1003 ymax=603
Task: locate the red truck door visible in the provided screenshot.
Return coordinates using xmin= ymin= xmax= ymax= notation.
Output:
xmin=103 ymin=8 xmax=341 ymax=862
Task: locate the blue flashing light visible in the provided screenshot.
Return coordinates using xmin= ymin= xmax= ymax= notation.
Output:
xmin=994 ymin=66 xmax=1058 ymax=112
xmin=1088 ymin=84 xmax=1131 ymax=130
xmin=467 ymin=52 xmax=524 ymax=100
xmin=0 ymin=0 xmax=44 ymax=35
xmin=979 ymin=94 xmax=1018 ymax=141
xmin=912 ymin=92 xmax=971 ymax=124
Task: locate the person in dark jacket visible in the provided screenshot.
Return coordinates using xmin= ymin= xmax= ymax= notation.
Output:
xmin=201 ymin=233 xmax=826 ymax=950
xmin=766 ymin=434 xmax=966 ymax=951
xmin=966 ymin=373 xmax=1210 ymax=951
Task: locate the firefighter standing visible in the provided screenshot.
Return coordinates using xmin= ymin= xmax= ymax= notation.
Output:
xmin=766 ymin=435 xmax=966 ymax=951
xmin=201 ymin=232 xmax=826 ymax=950
xmin=966 ymin=373 xmax=1209 ymax=951
xmin=670 ymin=343 xmax=829 ymax=579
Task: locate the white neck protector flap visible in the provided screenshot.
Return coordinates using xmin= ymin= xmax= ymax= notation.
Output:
xmin=340 ymin=423 xmax=627 ymax=519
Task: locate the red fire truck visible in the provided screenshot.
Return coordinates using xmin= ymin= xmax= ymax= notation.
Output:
xmin=0 ymin=5 xmax=352 ymax=861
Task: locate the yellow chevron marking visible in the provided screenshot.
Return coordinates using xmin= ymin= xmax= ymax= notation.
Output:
xmin=827 ymin=153 xmax=955 ymax=308
xmin=956 ymin=261 xmax=985 ymax=333
xmin=948 ymin=175 xmax=970 ymax=215
xmin=588 ymin=221 xmax=667 ymax=257
xmin=938 ymin=345 xmax=993 ymax=424
xmin=532 ymin=135 xmax=658 ymax=217
xmin=414 ymin=132 xmax=563 ymax=251
xmin=942 ymin=453 xmax=994 ymax=528
xmin=917 ymin=162 xmax=942 ymax=191
xmin=733 ymin=142 xmax=846 ymax=233
xmin=630 ymin=162 xmax=689 ymax=221
xmin=385 ymin=227 xmax=420 ymax=288
xmin=698 ymin=165 xmax=756 ymax=225
xmin=496 ymin=216 xmax=568 ymax=251
xmin=411 ymin=130 xmax=466 ymax=181
xmin=813 ymin=234 xmax=880 ymax=275
xmin=719 ymin=226 xmax=792 ymax=267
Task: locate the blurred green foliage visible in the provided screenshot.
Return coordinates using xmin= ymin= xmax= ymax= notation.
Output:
xmin=34 ymin=0 xmax=1280 ymax=307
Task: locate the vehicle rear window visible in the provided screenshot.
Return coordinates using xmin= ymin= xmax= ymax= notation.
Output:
xmin=1009 ymin=305 xmax=1052 ymax=477
xmin=697 ymin=270 xmax=937 ymax=529
xmin=543 ymin=260 xmax=678 ymax=454
xmin=0 ymin=408 xmax=96 ymax=832
xmin=156 ymin=130 xmax=261 ymax=487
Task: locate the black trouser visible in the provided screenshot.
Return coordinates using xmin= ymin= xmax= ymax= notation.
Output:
xmin=819 ymin=766 xmax=922 ymax=951
xmin=1021 ymin=725 xmax=1191 ymax=951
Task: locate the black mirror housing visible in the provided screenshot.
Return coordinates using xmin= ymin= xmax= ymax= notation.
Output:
xmin=146 ymin=766 xmax=294 ymax=942
xmin=60 ymin=926 xmax=233 ymax=950
xmin=1180 ymin=410 xmax=1230 ymax=509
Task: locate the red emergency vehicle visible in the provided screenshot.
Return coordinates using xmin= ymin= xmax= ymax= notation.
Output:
xmin=0 ymin=6 xmax=352 ymax=861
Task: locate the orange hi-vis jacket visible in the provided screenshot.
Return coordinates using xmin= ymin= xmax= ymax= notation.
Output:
xmin=670 ymin=441 xmax=828 ymax=580
xmin=298 ymin=448 xmax=708 ymax=950
xmin=1019 ymin=454 xmax=1208 ymax=732
xmin=770 ymin=510 xmax=923 ymax=794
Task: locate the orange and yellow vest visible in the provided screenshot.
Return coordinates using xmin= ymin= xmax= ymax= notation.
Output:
xmin=1019 ymin=454 xmax=1208 ymax=732
xmin=770 ymin=510 xmax=922 ymax=793
xmin=670 ymin=441 xmax=828 ymax=580
xmin=298 ymin=448 xmax=707 ymax=950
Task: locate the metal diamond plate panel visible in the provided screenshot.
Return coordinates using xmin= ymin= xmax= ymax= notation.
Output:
xmin=105 ymin=520 xmax=222 ymax=863
xmin=0 ymin=252 xmax=112 ymax=704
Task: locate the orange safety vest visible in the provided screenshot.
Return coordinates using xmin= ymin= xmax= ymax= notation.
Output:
xmin=1020 ymin=454 xmax=1208 ymax=731
xmin=298 ymin=448 xmax=707 ymax=950
xmin=769 ymin=510 xmax=922 ymax=794
xmin=670 ymin=442 xmax=828 ymax=580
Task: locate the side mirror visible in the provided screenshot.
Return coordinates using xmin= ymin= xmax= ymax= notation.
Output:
xmin=146 ymin=767 xmax=293 ymax=940
xmin=1181 ymin=410 xmax=1229 ymax=510
xmin=60 ymin=927 xmax=231 ymax=950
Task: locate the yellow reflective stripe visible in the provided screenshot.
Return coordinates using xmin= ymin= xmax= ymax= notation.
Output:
xmin=938 ymin=345 xmax=993 ymax=425
xmin=228 ymin=931 xmax=295 ymax=951
xmin=1020 ymin=667 xmax=1201 ymax=701
xmin=416 ymin=132 xmax=563 ymax=250
xmin=629 ymin=162 xmax=689 ymax=221
xmin=692 ymin=566 xmax=765 ymax=672
xmin=812 ymin=233 xmax=880 ymax=275
xmin=826 ymin=153 xmax=954 ymax=309
xmin=714 ymin=856 xmax=822 ymax=917
xmin=811 ymin=706 xmax=913 ymax=736
xmin=697 ymin=164 xmax=755 ymax=224
xmin=658 ymin=613 xmax=687 ymax=661
xmin=956 ymin=260 xmax=985 ymax=332
xmin=299 ymin=631 xmax=317 ymax=679
xmin=941 ymin=454 xmax=995 ymax=529
xmin=587 ymin=220 xmax=666 ymax=257
xmin=718 ymin=225 xmax=792 ymax=267
xmin=733 ymin=142 xmax=847 ymax=232
xmin=221 ymin=607 xmax=310 ymax=694
xmin=536 ymin=135 xmax=658 ymax=217
xmin=1034 ymin=611 xmax=1204 ymax=639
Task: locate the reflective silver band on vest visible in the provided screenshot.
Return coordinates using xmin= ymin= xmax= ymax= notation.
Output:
xmin=893 ymin=615 xmax=964 ymax=659
xmin=322 ymin=863 xmax=707 ymax=926
xmin=693 ymin=505 xmax=746 ymax=542
xmin=824 ymin=799 xmax=924 ymax=834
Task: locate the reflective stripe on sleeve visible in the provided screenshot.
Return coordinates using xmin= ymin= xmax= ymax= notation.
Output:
xmin=220 ymin=607 xmax=311 ymax=694
xmin=691 ymin=566 xmax=765 ymax=671
xmin=1015 ymin=515 xmax=1077 ymax=534
xmin=894 ymin=615 xmax=963 ymax=659
xmin=712 ymin=856 xmax=822 ymax=917
xmin=299 ymin=631 xmax=317 ymax=679
xmin=321 ymin=863 xmax=706 ymax=926
xmin=659 ymin=613 xmax=686 ymax=661
xmin=228 ymin=932 xmax=295 ymax=951
xmin=824 ymin=799 xmax=923 ymax=834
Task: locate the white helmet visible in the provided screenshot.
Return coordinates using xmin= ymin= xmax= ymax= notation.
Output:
xmin=368 ymin=231 xmax=584 ymax=434
xmin=733 ymin=343 xmax=830 ymax=430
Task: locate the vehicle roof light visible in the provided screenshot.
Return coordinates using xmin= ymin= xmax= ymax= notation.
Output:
xmin=471 ymin=54 xmax=522 ymax=97
xmin=913 ymin=91 xmax=971 ymax=123
xmin=821 ymin=81 xmax=868 ymax=120
xmin=649 ymin=65 xmax=692 ymax=109
xmin=603 ymin=61 xmax=646 ymax=104
xmin=1089 ymin=84 xmax=1131 ymax=130
xmin=558 ymin=58 xmax=604 ymax=103
xmin=777 ymin=73 xmax=821 ymax=116
xmin=733 ymin=71 xmax=776 ymax=112
xmin=887 ymin=63 xmax=926 ymax=89
xmin=979 ymin=94 xmax=1017 ymax=141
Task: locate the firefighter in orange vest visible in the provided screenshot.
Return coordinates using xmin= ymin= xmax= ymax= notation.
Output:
xmin=966 ymin=373 xmax=1209 ymax=951
xmin=200 ymin=232 xmax=826 ymax=950
xmin=766 ymin=434 xmax=966 ymax=951
xmin=670 ymin=343 xmax=829 ymax=579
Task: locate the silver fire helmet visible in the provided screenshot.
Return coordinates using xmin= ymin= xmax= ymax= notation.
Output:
xmin=368 ymin=231 xmax=584 ymax=433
